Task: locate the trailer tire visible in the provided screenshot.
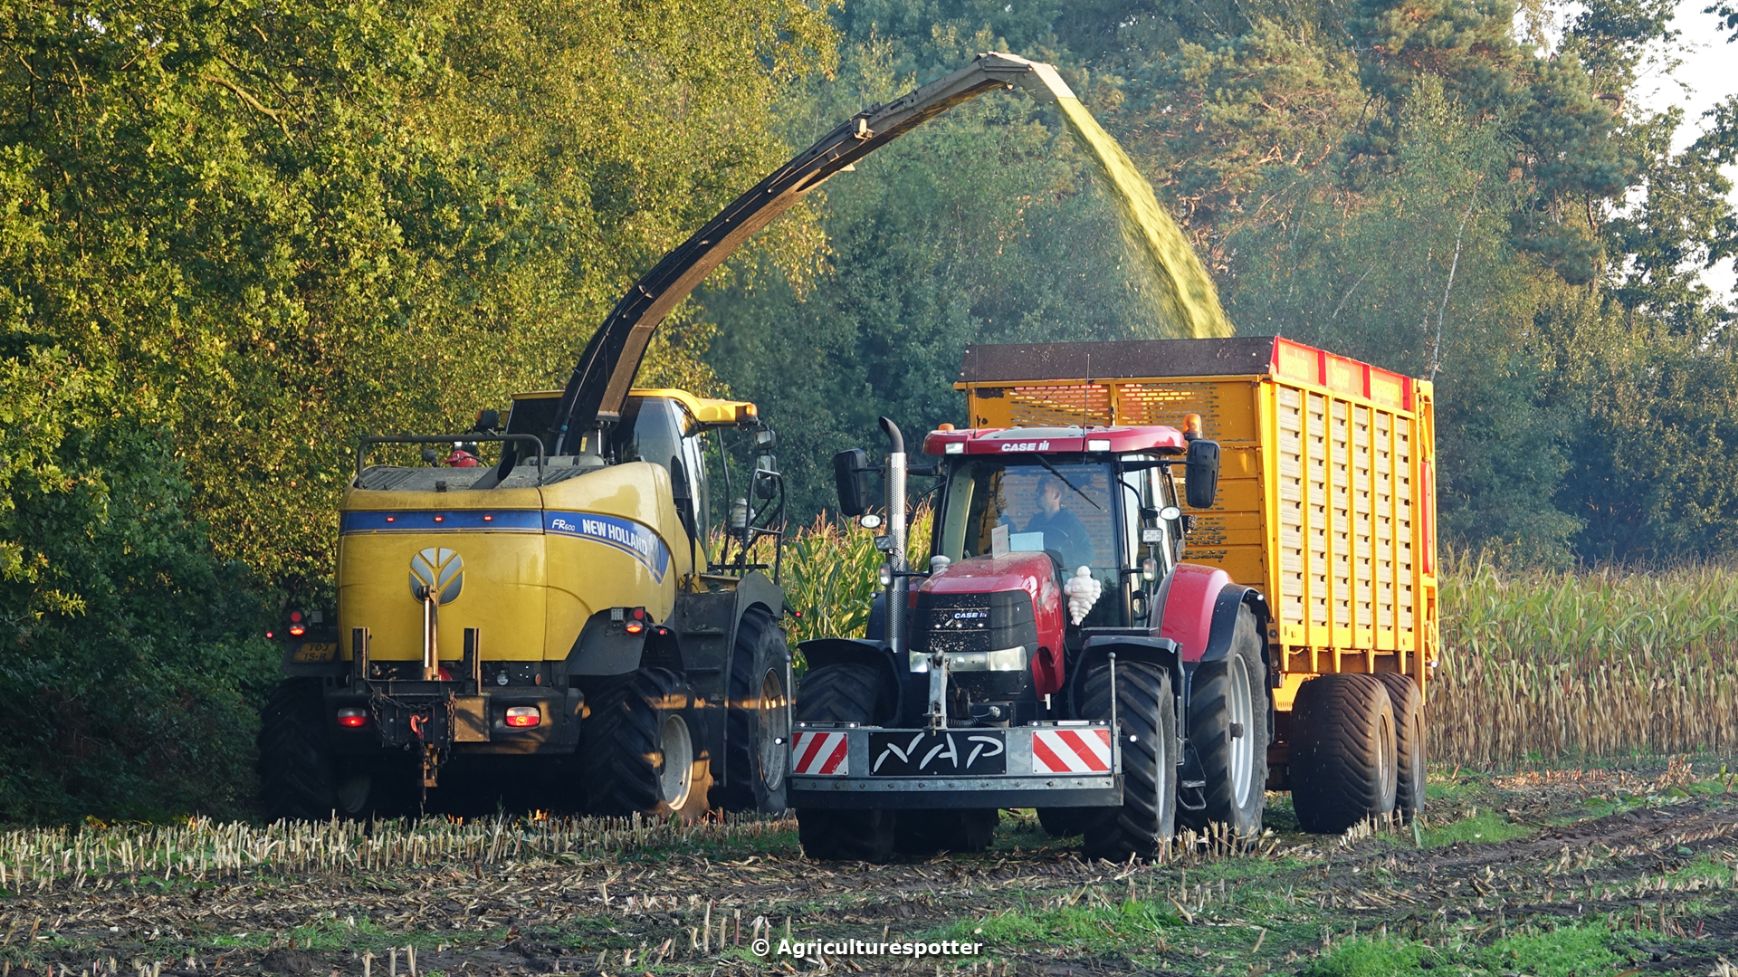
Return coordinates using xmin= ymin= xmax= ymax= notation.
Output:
xmin=793 ymin=663 xmax=894 ymax=861
xmin=895 ymin=809 xmax=998 ymax=855
xmin=1375 ymin=673 xmax=1426 ymax=822
xmin=259 ymin=679 xmax=338 ymax=820
xmin=1079 ymin=662 xmax=1178 ymax=861
xmin=583 ymin=668 xmax=712 ymax=822
xmin=1180 ymin=605 xmax=1269 ymax=839
xmin=1290 ymin=674 xmax=1398 ymax=833
xmin=712 ymin=609 xmax=791 ymax=814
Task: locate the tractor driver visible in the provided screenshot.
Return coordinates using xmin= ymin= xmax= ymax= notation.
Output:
xmin=1025 ymin=476 xmax=1091 ymax=571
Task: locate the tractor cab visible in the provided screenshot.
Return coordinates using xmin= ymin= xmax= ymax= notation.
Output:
xmin=922 ymin=425 xmax=1199 ymax=635
xmin=833 ymin=421 xmax=1222 ymax=728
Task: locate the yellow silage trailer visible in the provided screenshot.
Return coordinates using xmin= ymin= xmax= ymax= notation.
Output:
xmin=956 ymin=337 xmax=1439 ymax=794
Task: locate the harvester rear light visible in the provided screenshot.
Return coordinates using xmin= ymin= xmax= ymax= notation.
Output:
xmin=336 ymin=707 xmax=368 ymax=729
xmin=482 ymin=513 xmax=494 ymax=523
xmin=944 ymin=441 xmax=964 ymax=454
xmin=433 ymin=514 xmax=445 ymax=523
xmin=1086 ymin=438 xmax=1111 ymax=452
xmin=624 ymin=606 xmax=648 ymax=635
xmin=288 ymin=625 xmax=306 ymax=637
xmin=504 ymin=706 xmax=541 ymax=728
xmin=624 ymin=621 xmax=645 ymax=635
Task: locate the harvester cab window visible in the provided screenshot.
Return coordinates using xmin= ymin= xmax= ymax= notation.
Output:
xmin=612 ymin=397 xmax=709 ymax=543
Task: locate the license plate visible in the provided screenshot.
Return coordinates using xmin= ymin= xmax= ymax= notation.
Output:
xmin=867 ymin=730 xmax=1007 ymax=776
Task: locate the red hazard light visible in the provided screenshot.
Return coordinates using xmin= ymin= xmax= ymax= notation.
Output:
xmin=433 ymin=514 xmax=445 ymax=523
xmin=336 ymin=707 xmax=368 ymax=729
xmin=504 ymin=706 xmax=540 ymax=728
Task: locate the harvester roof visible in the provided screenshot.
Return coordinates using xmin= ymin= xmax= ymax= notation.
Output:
xmin=922 ymin=425 xmax=1186 ymax=457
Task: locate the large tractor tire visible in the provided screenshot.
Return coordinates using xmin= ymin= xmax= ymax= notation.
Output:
xmin=895 ymin=809 xmax=998 ymax=855
xmin=793 ymin=662 xmax=894 ymax=861
xmin=1180 ymin=605 xmax=1269 ymax=840
xmin=259 ymin=679 xmax=338 ymax=820
xmin=583 ymin=668 xmax=712 ymax=822
xmin=1079 ymin=661 xmax=1178 ymax=862
xmin=1375 ymin=672 xmax=1426 ymax=822
xmin=711 ymin=609 xmax=792 ymax=814
xmin=1290 ymin=673 xmax=1398 ymax=833
xmin=259 ymin=679 xmax=417 ymax=821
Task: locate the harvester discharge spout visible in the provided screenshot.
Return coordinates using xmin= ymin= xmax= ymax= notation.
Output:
xmin=547 ymin=53 xmax=1075 ymax=457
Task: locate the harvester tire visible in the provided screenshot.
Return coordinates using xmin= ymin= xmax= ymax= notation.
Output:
xmin=895 ymin=809 xmax=998 ymax=855
xmin=1179 ymin=604 xmax=1269 ymax=840
xmin=712 ymin=609 xmax=791 ymax=814
xmin=258 ymin=678 xmax=338 ymax=820
xmin=793 ymin=662 xmax=894 ymax=861
xmin=1035 ymin=807 xmax=1089 ymax=837
xmin=583 ymin=668 xmax=712 ymax=822
xmin=1375 ymin=672 xmax=1426 ymax=822
xmin=1290 ymin=674 xmax=1398 ymax=833
xmin=1079 ymin=661 xmax=1178 ymax=861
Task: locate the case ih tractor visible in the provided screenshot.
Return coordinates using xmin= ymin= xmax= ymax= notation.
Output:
xmin=789 ymin=338 xmax=1437 ymax=859
xmin=790 ymin=417 xmax=1264 ymax=860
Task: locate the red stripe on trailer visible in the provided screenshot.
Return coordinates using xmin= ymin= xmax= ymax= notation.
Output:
xmin=793 ymin=731 xmax=827 ymax=774
xmin=1056 ymin=728 xmax=1111 ymax=772
xmin=817 ymin=734 xmax=849 ymax=775
xmin=1030 ymin=732 xmax=1073 ymax=773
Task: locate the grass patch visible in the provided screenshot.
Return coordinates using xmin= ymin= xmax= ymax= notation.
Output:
xmin=932 ymin=898 xmax=1180 ymax=953
xmin=1416 ymin=810 xmax=1531 ymax=847
xmin=1301 ymin=936 xmax=1433 ymax=977
xmin=1476 ymin=921 xmax=1631 ymax=977
xmin=1664 ymin=853 xmax=1735 ymax=884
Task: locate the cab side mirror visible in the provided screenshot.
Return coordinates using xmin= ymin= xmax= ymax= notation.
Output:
xmin=833 ymin=448 xmax=872 ymax=517
xmin=1185 ymin=439 xmax=1220 ymax=509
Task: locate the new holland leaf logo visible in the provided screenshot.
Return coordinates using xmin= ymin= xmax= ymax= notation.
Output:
xmin=409 ymin=547 xmax=464 ymax=604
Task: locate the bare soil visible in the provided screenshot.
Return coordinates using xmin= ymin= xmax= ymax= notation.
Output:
xmin=1 ymin=762 xmax=1734 ymax=976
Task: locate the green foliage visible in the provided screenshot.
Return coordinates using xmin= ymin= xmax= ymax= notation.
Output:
xmin=0 ymin=0 xmax=837 ymax=820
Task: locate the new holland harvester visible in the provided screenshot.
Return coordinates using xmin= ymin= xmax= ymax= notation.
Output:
xmin=257 ymin=52 xmax=1105 ymax=820
xmin=790 ymin=339 xmax=1439 ymax=859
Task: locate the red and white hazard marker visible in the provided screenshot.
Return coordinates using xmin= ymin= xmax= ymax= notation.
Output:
xmin=791 ymin=730 xmax=850 ymax=776
xmin=1030 ymin=727 xmax=1112 ymax=774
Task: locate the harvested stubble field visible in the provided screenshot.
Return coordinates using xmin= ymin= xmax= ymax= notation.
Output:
xmin=0 ymin=760 xmax=1734 ymax=977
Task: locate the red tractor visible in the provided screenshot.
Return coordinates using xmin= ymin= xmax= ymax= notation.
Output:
xmin=789 ymin=418 xmax=1269 ymax=860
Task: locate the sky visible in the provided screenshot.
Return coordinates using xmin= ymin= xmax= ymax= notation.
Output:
xmin=1634 ymin=0 xmax=1738 ymax=298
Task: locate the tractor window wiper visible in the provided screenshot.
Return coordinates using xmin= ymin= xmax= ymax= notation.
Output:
xmin=1028 ymin=454 xmax=1103 ymax=511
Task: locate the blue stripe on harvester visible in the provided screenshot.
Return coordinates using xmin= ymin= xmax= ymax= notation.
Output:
xmin=340 ymin=510 xmax=543 ymax=533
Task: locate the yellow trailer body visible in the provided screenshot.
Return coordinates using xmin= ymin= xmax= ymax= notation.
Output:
xmin=956 ymin=337 xmax=1439 ymax=714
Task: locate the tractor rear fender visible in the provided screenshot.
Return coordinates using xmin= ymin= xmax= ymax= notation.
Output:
xmin=797 ymin=638 xmax=903 ymax=724
xmin=1066 ymin=635 xmax=1182 ymax=720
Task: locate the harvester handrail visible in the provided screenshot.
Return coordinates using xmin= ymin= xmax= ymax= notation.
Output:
xmin=354 ymin=433 xmax=547 ymax=480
